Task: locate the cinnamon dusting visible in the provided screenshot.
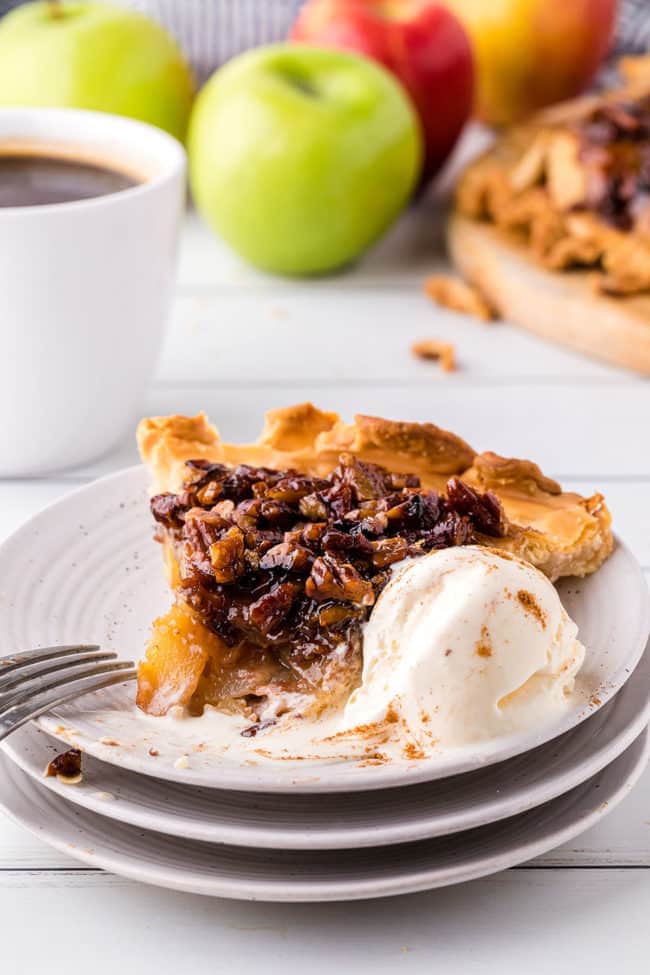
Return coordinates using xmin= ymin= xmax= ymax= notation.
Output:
xmin=403 ymin=741 xmax=426 ymax=760
xmin=323 ymin=719 xmax=392 ymax=744
xmin=517 ymin=589 xmax=548 ymax=628
xmin=475 ymin=624 xmax=493 ymax=657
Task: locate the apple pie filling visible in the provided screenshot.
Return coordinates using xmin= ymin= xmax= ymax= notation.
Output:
xmin=137 ymin=452 xmax=506 ymax=722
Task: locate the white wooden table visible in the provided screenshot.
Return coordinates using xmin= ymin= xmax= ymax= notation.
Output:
xmin=1 ymin=203 xmax=649 ymax=973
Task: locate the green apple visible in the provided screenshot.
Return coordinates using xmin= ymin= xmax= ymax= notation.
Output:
xmin=188 ymin=44 xmax=422 ymax=275
xmin=0 ymin=1 xmax=194 ymax=141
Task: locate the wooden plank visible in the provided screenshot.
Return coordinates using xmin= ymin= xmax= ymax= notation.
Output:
xmin=53 ymin=378 xmax=650 ymax=482
xmin=176 ymin=202 xmax=450 ymax=293
xmin=160 ymin=291 xmax=634 ymax=384
xmin=0 ymin=868 xmax=648 ymax=973
xmin=0 ymin=815 xmax=73 ymax=871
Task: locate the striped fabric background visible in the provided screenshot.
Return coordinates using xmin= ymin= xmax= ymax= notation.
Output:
xmin=0 ymin=2 xmax=304 ymax=84
xmin=113 ymin=0 xmax=305 ymax=83
xmin=613 ymin=0 xmax=650 ymax=56
xmin=0 ymin=0 xmax=647 ymax=84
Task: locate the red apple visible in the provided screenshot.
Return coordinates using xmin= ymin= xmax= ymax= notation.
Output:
xmin=441 ymin=0 xmax=618 ymax=127
xmin=290 ymin=0 xmax=474 ymax=180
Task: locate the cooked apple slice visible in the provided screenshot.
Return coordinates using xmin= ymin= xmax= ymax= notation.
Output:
xmin=137 ymin=602 xmax=220 ymax=716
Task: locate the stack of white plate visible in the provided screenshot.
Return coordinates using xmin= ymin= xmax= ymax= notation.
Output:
xmin=0 ymin=468 xmax=648 ymax=902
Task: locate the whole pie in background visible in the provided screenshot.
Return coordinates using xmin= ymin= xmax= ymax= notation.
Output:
xmin=449 ymin=56 xmax=650 ymax=375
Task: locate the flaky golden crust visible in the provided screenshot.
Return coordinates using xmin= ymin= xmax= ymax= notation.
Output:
xmin=137 ymin=404 xmax=613 ymax=581
xmin=137 ymin=404 xmax=477 ymax=493
xmin=137 ymin=413 xmax=225 ymax=494
xmin=468 ymin=451 xmax=561 ymax=496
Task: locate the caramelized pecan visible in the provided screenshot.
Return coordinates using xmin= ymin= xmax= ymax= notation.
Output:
xmin=259 ymin=541 xmax=314 ymax=573
xmin=446 ymin=477 xmax=505 ymax=537
xmin=209 ymin=526 xmax=245 ymax=583
xmin=306 ymin=555 xmax=375 ymax=606
xmin=151 ymin=493 xmax=186 ymax=529
xmin=299 ymin=493 xmax=328 ymax=521
xmin=371 ymin=536 xmax=409 ymax=568
xmin=249 ymin=581 xmax=297 ymax=635
xmin=152 ymin=453 xmax=506 ymax=667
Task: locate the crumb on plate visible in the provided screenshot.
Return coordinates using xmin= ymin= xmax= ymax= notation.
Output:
xmin=44 ymin=748 xmax=82 ymax=785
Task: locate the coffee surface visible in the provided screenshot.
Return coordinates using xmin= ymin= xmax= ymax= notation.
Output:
xmin=0 ymin=154 xmax=139 ymax=207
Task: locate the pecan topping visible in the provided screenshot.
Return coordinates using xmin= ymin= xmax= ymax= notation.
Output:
xmin=249 ymin=581 xmax=297 ymax=635
xmin=151 ymin=453 xmax=506 ymax=665
xmin=209 ymin=526 xmax=245 ymax=583
xmin=446 ymin=477 xmax=506 ymax=537
xmin=306 ymin=555 xmax=375 ymax=606
xmin=371 ymin=536 xmax=409 ymax=568
xmin=259 ymin=540 xmax=314 ymax=573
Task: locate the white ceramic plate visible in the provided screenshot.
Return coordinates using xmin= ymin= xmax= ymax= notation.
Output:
xmin=4 ymin=642 xmax=649 ymax=849
xmin=0 ymin=466 xmax=646 ymax=792
xmin=0 ymin=730 xmax=646 ymax=901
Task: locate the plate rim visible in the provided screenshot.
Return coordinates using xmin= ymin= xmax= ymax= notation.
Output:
xmin=4 ymin=641 xmax=649 ymax=848
xmin=0 ymin=463 xmax=647 ymax=793
xmin=0 ymin=729 xmax=646 ymax=902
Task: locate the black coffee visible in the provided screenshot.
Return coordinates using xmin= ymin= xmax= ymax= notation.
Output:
xmin=0 ymin=154 xmax=140 ymax=207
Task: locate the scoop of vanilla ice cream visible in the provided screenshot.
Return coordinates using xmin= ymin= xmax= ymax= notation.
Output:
xmin=342 ymin=546 xmax=585 ymax=748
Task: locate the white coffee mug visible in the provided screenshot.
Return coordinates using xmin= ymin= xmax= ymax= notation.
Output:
xmin=0 ymin=107 xmax=186 ymax=476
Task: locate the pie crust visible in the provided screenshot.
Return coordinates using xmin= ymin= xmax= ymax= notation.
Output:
xmin=135 ymin=405 xmax=612 ymax=719
xmin=138 ymin=404 xmax=612 ymax=582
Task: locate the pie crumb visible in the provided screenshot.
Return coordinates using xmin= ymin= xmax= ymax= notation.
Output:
xmin=424 ymin=274 xmax=494 ymax=322
xmin=411 ymin=338 xmax=457 ymax=372
xmin=44 ymin=748 xmax=82 ymax=785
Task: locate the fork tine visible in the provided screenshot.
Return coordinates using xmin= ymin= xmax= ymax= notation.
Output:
xmin=0 ymin=660 xmax=135 ymax=717
xmin=0 ymin=649 xmax=118 ymax=693
xmin=0 ymin=645 xmax=100 ymax=675
xmin=0 ymin=668 xmax=137 ymax=743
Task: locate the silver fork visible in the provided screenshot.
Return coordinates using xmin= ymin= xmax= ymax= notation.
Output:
xmin=0 ymin=645 xmax=136 ymax=743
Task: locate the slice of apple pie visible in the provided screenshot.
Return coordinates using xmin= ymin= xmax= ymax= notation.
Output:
xmin=136 ymin=404 xmax=612 ymax=720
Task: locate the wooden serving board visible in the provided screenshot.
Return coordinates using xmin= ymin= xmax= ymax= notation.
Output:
xmin=448 ymin=213 xmax=650 ymax=377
